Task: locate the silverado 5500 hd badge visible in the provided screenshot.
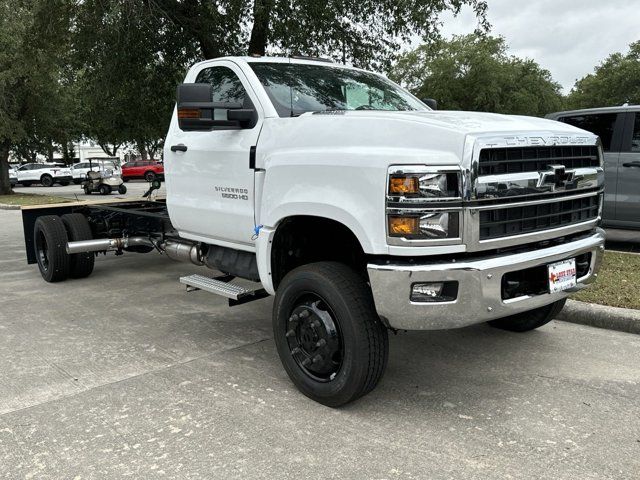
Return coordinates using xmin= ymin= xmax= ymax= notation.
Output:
xmin=215 ymin=186 xmax=249 ymax=201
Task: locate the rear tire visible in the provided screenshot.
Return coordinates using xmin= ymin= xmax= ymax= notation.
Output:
xmin=488 ymin=299 xmax=567 ymax=332
xmin=83 ymin=185 xmax=91 ymax=195
xmin=99 ymin=184 xmax=111 ymax=195
xmin=61 ymin=213 xmax=94 ymax=279
xmin=144 ymin=171 xmax=156 ymax=182
xmin=33 ymin=215 xmax=69 ymax=282
xmin=40 ymin=174 xmax=53 ymax=187
xmin=273 ymin=262 xmax=389 ymax=407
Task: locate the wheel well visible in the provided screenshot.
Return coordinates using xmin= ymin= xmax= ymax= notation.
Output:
xmin=270 ymin=216 xmax=367 ymax=290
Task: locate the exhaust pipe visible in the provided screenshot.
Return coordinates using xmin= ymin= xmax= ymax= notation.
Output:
xmin=66 ymin=236 xmax=154 ymax=254
xmin=66 ymin=237 xmax=203 ymax=266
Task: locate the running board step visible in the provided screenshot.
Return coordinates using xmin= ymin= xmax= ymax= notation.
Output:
xmin=179 ymin=274 xmax=269 ymax=306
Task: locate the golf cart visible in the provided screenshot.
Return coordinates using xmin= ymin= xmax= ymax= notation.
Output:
xmin=81 ymin=158 xmax=127 ymax=195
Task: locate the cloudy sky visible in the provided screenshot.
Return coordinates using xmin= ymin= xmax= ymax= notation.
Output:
xmin=436 ymin=0 xmax=639 ymax=93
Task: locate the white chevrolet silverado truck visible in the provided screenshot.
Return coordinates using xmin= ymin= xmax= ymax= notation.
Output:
xmin=22 ymin=56 xmax=605 ymax=406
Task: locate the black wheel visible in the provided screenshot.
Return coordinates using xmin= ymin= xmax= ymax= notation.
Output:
xmin=99 ymin=184 xmax=111 ymax=195
xmin=144 ymin=171 xmax=156 ymax=182
xmin=273 ymin=262 xmax=389 ymax=407
xmin=117 ymin=184 xmax=127 ymax=194
xmin=61 ymin=213 xmax=94 ymax=279
xmin=488 ymin=299 xmax=567 ymax=332
xmin=59 ymin=181 xmax=70 ymax=186
xmin=33 ymin=215 xmax=70 ymax=282
xmin=83 ymin=185 xmax=91 ymax=195
xmin=40 ymin=174 xmax=53 ymax=187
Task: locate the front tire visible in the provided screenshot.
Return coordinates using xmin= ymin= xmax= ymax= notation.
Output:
xmin=33 ymin=215 xmax=70 ymax=282
xmin=117 ymin=184 xmax=127 ymax=194
xmin=488 ymin=299 xmax=567 ymax=332
xmin=61 ymin=213 xmax=94 ymax=279
xmin=273 ymin=262 xmax=389 ymax=407
xmin=99 ymin=184 xmax=111 ymax=195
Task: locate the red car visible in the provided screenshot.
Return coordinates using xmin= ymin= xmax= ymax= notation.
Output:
xmin=121 ymin=161 xmax=164 ymax=182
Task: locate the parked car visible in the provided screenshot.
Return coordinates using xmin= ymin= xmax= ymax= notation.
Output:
xmin=121 ymin=160 xmax=164 ymax=182
xmin=14 ymin=163 xmax=73 ymax=187
xmin=71 ymin=159 xmax=121 ymax=184
xmin=547 ymin=106 xmax=640 ymax=230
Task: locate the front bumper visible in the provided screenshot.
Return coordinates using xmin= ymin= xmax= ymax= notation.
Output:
xmin=368 ymin=229 xmax=605 ymax=330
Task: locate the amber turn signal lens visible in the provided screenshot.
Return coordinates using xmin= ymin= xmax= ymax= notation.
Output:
xmin=388 ymin=216 xmax=419 ymax=236
xmin=178 ymin=108 xmax=200 ymax=119
xmin=389 ymin=176 xmax=419 ymax=195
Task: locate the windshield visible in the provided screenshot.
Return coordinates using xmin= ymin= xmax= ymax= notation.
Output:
xmin=249 ymin=62 xmax=427 ymax=117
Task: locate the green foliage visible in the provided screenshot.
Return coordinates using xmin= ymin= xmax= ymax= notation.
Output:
xmin=390 ymin=34 xmax=564 ymax=116
xmin=73 ymin=1 xmax=200 ymax=158
xmin=567 ymin=41 xmax=640 ymax=109
xmin=0 ymin=0 xmax=75 ymax=193
xmin=155 ymin=0 xmax=489 ymax=70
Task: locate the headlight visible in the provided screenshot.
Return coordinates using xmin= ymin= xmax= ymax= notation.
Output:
xmin=389 ymin=172 xmax=459 ymax=199
xmin=388 ymin=211 xmax=460 ymax=239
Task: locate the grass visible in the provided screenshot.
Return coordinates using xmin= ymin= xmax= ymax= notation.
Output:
xmin=0 ymin=192 xmax=71 ymax=206
xmin=574 ymin=251 xmax=640 ymax=310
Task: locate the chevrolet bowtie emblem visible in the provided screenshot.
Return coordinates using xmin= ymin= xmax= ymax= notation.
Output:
xmin=538 ymin=164 xmax=573 ymax=189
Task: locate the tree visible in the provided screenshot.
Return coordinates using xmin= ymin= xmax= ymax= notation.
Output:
xmin=0 ymin=0 xmax=74 ymax=194
xmin=150 ymin=0 xmax=489 ymax=70
xmin=73 ymin=1 xmax=200 ymax=159
xmin=567 ymin=41 xmax=640 ymax=109
xmin=390 ymin=34 xmax=564 ymax=116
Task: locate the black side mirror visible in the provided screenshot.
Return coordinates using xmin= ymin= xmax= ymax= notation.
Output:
xmin=176 ymin=83 xmax=257 ymax=130
xmin=422 ymin=98 xmax=438 ymax=110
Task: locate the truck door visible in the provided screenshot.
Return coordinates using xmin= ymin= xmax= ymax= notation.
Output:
xmin=166 ymin=61 xmax=262 ymax=249
xmin=615 ymin=112 xmax=640 ymax=228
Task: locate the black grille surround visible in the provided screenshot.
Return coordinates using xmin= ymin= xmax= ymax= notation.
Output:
xmin=479 ymin=194 xmax=600 ymax=240
xmin=478 ymin=145 xmax=599 ymax=176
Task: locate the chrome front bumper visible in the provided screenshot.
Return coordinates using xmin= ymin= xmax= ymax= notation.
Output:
xmin=368 ymin=229 xmax=605 ymax=330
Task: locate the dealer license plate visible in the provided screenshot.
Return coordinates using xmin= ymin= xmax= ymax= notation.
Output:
xmin=547 ymin=258 xmax=577 ymax=294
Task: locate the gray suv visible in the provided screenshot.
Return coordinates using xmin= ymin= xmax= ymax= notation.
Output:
xmin=547 ymin=106 xmax=640 ymax=230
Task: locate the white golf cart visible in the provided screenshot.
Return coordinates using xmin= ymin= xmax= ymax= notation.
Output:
xmin=81 ymin=158 xmax=127 ymax=195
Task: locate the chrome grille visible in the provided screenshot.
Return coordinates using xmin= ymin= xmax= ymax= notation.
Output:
xmin=479 ymin=193 xmax=600 ymax=240
xmin=478 ymin=145 xmax=599 ymax=176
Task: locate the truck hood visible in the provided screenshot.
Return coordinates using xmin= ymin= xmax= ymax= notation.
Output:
xmin=313 ymin=110 xmax=586 ymax=136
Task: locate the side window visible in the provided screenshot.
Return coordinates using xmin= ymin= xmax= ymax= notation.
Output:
xmin=631 ymin=114 xmax=640 ymax=152
xmin=195 ymin=66 xmax=247 ymax=106
xmin=559 ymin=114 xmax=618 ymax=151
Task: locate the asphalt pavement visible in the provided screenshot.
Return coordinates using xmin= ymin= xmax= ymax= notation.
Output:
xmin=1 ymin=209 xmax=639 ymax=479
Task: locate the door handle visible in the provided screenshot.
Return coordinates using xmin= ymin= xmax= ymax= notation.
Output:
xmin=170 ymin=144 xmax=188 ymax=152
xmin=622 ymin=161 xmax=640 ymax=168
